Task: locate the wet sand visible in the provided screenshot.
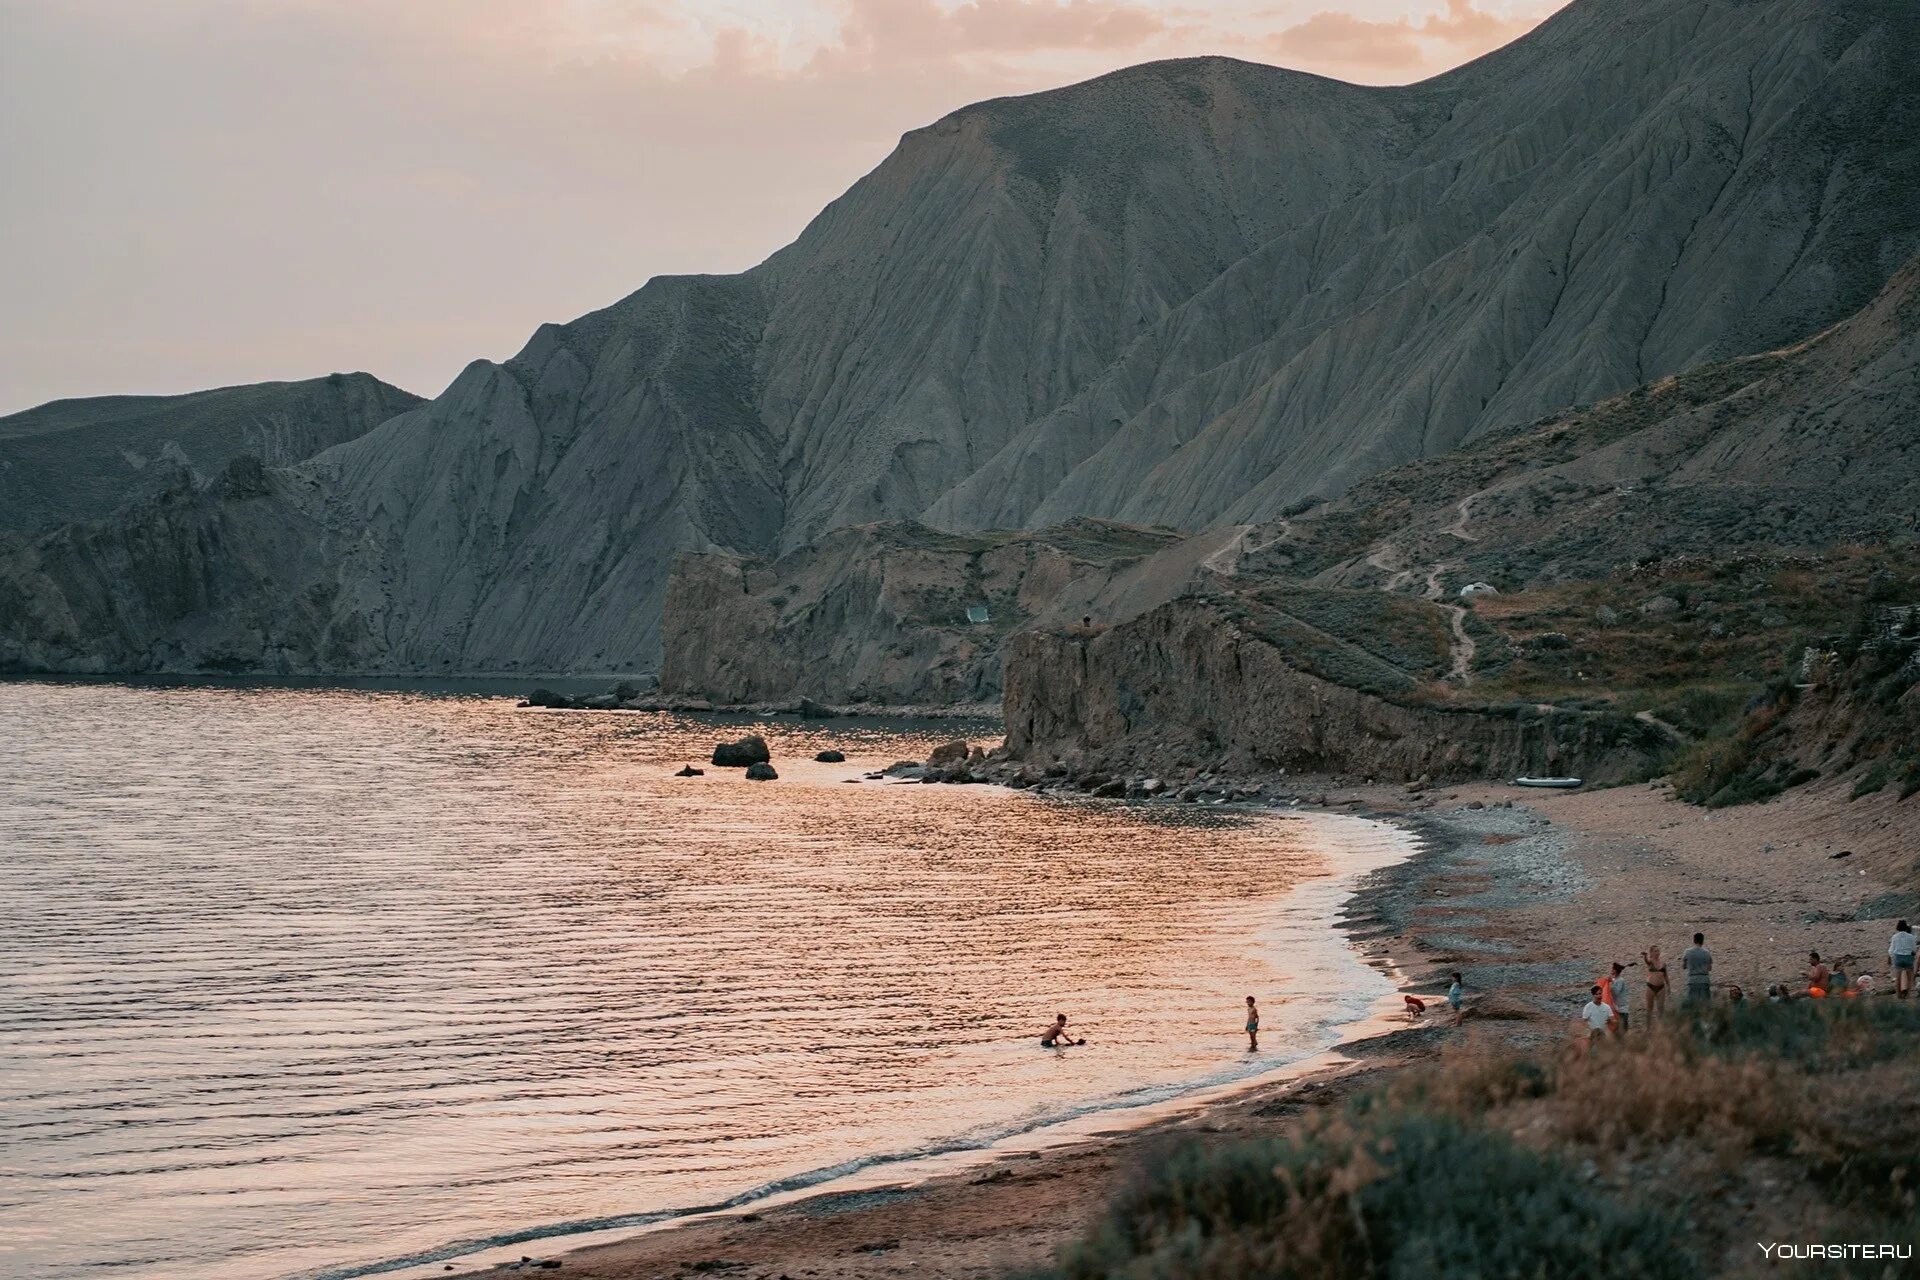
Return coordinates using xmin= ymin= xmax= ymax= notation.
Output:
xmin=465 ymin=775 xmax=1917 ymax=1280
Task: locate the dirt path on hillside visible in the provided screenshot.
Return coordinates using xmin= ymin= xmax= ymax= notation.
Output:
xmin=1423 ymin=562 xmax=1476 ymax=683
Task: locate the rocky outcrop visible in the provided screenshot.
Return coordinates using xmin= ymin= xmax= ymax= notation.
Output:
xmin=1002 ymin=597 xmax=1664 ymax=784
xmin=8 ymin=0 xmax=1920 ymax=676
xmin=0 ymin=462 xmax=388 ymax=674
xmin=660 ymin=519 xmax=1200 ymax=705
xmin=0 ymin=373 xmax=418 ymax=532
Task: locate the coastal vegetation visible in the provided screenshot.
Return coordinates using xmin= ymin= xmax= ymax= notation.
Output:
xmin=1039 ymin=1002 xmax=1920 ymax=1279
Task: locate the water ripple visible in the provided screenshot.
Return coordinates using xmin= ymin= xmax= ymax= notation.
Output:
xmin=0 ymin=681 xmax=1405 ymax=1279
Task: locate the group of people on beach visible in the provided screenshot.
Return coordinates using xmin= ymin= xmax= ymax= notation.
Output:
xmin=1579 ymin=920 xmax=1919 ymax=1042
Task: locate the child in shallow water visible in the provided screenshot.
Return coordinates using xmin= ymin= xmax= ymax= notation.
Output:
xmin=1040 ymin=1013 xmax=1079 ymax=1047
xmin=1245 ymin=996 xmax=1260 ymax=1051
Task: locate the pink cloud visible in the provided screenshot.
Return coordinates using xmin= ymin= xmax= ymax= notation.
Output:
xmin=1272 ymin=0 xmax=1550 ymax=80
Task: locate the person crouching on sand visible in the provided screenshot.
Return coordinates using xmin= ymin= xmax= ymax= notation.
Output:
xmin=1807 ymin=951 xmax=1830 ymax=998
xmin=1244 ymin=996 xmax=1260 ymax=1051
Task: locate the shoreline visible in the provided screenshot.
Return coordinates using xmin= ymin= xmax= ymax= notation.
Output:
xmin=361 ymin=804 xmax=1422 ymax=1280
xmin=440 ymin=772 xmax=1914 ymax=1279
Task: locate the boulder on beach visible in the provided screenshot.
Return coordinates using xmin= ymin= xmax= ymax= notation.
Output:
xmin=815 ymin=749 xmax=846 ymax=763
xmin=927 ymin=741 xmax=970 ymax=768
xmin=712 ymin=735 xmax=772 ymax=767
xmin=745 ymin=762 xmax=778 ymax=781
xmin=798 ymin=697 xmax=838 ymax=719
xmin=674 ymin=765 xmax=704 ymax=777
xmin=526 ymin=687 xmax=573 ymax=709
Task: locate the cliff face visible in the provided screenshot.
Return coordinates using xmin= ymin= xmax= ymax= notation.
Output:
xmin=660 ymin=520 xmax=1193 ymax=706
xmin=1003 ymin=598 xmax=1663 ymax=783
xmin=9 ymin=0 xmax=1920 ymax=675
xmin=0 ymin=459 xmax=388 ymax=674
xmin=0 ymin=373 xmax=418 ymax=532
xmin=1256 ymin=250 xmax=1920 ymax=594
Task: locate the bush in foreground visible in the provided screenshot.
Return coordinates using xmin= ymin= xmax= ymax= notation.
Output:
xmin=1034 ymin=1002 xmax=1920 ymax=1280
xmin=1045 ymin=1109 xmax=1692 ymax=1280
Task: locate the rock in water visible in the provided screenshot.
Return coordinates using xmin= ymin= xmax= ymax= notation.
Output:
xmin=927 ymin=741 xmax=970 ymax=768
xmin=815 ymin=750 xmax=846 ymax=763
xmin=744 ymin=762 xmax=778 ymax=781
xmin=674 ymin=765 xmax=705 ymax=777
xmin=711 ymin=735 xmax=772 ymax=767
xmin=797 ymin=698 xmax=837 ymax=719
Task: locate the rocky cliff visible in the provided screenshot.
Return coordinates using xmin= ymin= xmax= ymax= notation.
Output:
xmin=0 ymin=373 xmax=418 ymax=532
xmin=8 ymin=0 xmax=1920 ymax=676
xmin=659 ymin=519 xmax=1224 ymax=705
xmin=1003 ymin=596 xmax=1664 ymax=784
xmin=1254 ymin=249 xmax=1920 ymax=596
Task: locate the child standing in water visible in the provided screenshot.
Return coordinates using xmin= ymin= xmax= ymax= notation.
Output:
xmin=1244 ymin=996 xmax=1260 ymax=1051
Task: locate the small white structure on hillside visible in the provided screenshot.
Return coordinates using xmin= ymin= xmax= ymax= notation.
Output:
xmin=1459 ymin=582 xmax=1498 ymax=598
xmin=965 ymin=605 xmax=991 ymax=624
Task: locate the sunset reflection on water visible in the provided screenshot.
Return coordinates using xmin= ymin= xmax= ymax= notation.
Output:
xmin=0 ymin=681 xmax=1408 ymax=1279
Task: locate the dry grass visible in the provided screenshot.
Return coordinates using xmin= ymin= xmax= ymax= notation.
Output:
xmin=1036 ymin=1002 xmax=1920 ymax=1279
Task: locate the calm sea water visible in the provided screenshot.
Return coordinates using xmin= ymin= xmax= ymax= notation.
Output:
xmin=0 ymin=682 xmax=1408 ymax=1279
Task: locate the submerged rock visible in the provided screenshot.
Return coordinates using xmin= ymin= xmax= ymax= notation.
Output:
xmin=815 ymin=749 xmax=846 ymax=762
xmin=674 ymin=765 xmax=704 ymax=777
xmin=744 ymin=761 xmax=778 ymax=781
xmin=712 ymin=735 xmax=772 ymax=767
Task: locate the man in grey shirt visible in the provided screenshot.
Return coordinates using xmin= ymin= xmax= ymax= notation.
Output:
xmin=1681 ymin=932 xmax=1712 ymax=1002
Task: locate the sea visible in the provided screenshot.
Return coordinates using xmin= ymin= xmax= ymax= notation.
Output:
xmin=0 ymin=679 xmax=1412 ymax=1279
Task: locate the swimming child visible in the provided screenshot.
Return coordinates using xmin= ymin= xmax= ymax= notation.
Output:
xmin=1040 ymin=1013 xmax=1081 ymax=1047
xmin=1245 ymin=996 xmax=1260 ymax=1051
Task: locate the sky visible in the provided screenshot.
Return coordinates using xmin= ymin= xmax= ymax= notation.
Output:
xmin=0 ymin=0 xmax=1566 ymax=415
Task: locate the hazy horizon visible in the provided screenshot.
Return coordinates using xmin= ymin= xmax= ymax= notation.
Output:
xmin=0 ymin=0 xmax=1565 ymax=415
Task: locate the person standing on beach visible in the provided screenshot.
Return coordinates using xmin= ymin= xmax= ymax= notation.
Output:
xmin=1642 ymin=945 xmax=1669 ymax=1021
xmin=1580 ymin=986 xmax=1611 ymax=1051
xmin=1606 ymin=962 xmax=1632 ymax=1033
xmin=1244 ymin=996 xmax=1260 ymax=1052
xmin=1890 ymin=920 xmax=1916 ymax=998
xmin=1447 ymin=972 xmax=1465 ymax=1022
xmin=1681 ymin=933 xmax=1713 ymax=1003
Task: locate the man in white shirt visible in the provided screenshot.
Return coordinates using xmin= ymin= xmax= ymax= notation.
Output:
xmin=1891 ymin=919 xmax=1916 ymax=998
xmin=1580 ymin=985 xmax=1611 ymax=1050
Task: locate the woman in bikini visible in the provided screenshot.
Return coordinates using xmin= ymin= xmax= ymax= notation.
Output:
xmin=1642 ymin=945 xmax=1669 ymax=1022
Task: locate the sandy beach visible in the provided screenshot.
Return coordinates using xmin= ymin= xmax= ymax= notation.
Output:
xmin=459 ymin=775 xmax=1916 ymax=1279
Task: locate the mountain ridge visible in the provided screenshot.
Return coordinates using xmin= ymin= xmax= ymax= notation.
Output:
xmin=4 ymin=0 xmax=1918 ymax=676
xmin=0 ymin=373 xmax=420 ymax=533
